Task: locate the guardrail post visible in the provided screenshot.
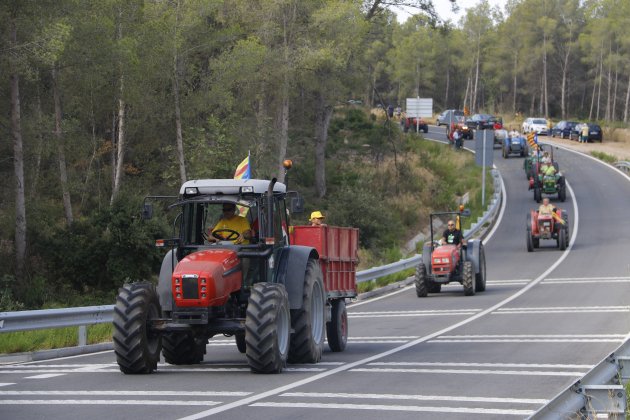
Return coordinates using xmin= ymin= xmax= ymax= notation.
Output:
xmin=78 ymin=325 xmax=87 ymax=347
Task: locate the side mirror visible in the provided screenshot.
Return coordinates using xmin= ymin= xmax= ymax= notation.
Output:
xmin=461 ymin=209 xmax=471 ymax=217
xmin=290 ymin=195 xmax=304 ymax=214
xmin=142 ymin=203 xmax=153 ymax=220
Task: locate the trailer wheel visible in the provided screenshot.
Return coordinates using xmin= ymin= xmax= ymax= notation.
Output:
xmin=235 ymin=333 xmax=246 ymax=354
xmin=462 ymin=261 xmax=475 ymax=296
xmin=162 ymin=332 xmax=206 ymax=365
xmin=288 ymin=259 xmax=325 ymax=364
xmin=113 ymin=282 xmax=162 ymax=374
xmin=475 ymin=243 xmax=487 ymax=292
xmin=415 ymin=263 xmax=428 ymax=297
xmin=326 ymin=299 xmax=348 ymax=352
xmin=245 ymin=283 xmax=290 ymax=373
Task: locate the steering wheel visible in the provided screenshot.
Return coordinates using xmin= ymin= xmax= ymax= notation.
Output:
xmin=211 ymin=228 xmax=240 ymax=241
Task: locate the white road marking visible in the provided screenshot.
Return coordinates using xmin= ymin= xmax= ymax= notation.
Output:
xmin=0 ymin=367 xmax=326 ymax=374
xmin=24 ymin=374 xmax=66 ymax=379
xmin=279 ymin=391 xmax=548 ymax=404
xmin=543 ymin=277 xmax=630 ymax=284
xmin=0 ymin=383 xmax=15 ymax=387
xmin=431 ymin=338 xmax=621 ymax=343
xmin=249 ymin=401 xmax=534 ymax=416
xmin=0 ymin=399 xmax=221 ymax=406
xmin=177 ymin=182 xmax=580 ymax=420
xmin=349 ymin=368 xmax=586 ymax=377
xmin=436 ymin=334 xmax=625 ymax=339
xmin=367 ymin=362 xmax=593 ymax=369
xmin=348 ymin=285 xmax=413 ymax=308
xmin=349 ymin=309 xmax=480 ymax=318
xmin=494 ymin=306 xmax=630 ymax=314
xmin=0 ymin=390 xmax=250 ymax=396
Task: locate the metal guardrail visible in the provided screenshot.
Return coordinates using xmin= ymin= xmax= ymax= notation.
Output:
xmin=531 ymin=337 xmax=629 ymax=418
xmin=614 ymin=161 xmax=630 ymax=173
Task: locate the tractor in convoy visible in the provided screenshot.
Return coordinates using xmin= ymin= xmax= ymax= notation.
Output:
xmin=402 ymin=115 xmax=429 ymax=133
xmin=526 ymin=208 xmax=569 ymax=251
xmin=415 ymin=208 xmax=486 ymax=297
xmin=502 ymin=134 xmax=528 ymax=158
xmin=113 ymin=162 xmax=358 ymax=374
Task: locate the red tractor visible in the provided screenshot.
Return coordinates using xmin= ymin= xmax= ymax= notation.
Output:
xmin=113 ymin=164 xmax=358 ymax=374
xmin=415 ymin=209 xmax=487 ymax=297
xmin=402 ymin=116 xmax=429 ymax=133
xmin=526 ymin=208 xmax=569 ymax=251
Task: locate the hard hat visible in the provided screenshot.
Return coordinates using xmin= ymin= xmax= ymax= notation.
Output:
xmin=310 ymin=211 xmax=325 ymax=221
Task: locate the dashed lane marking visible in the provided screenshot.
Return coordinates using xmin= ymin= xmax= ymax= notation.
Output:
xmin=24 ymin=374 xmax=66 ymax=379
xmin=0 ymin=383 xmax=15 ymax=387
xmin=367 ymin=362 xmax=593 ymax=369
xmin=249 ymin=402 xmax=535 ymax=416
xmin=349 ymin=368 xmax=586 ymax=377
xmin=429 ymin=334 xmax=625 ymax=343
xmin=543 ymin=277 xmax=630 ymax=284
xmin=279 ymin=391 xmax=548 ymax=405
xmin=0 ymin=390 xmax=251 ymax=396
xmin=0 ymin=400 xmax=221 ymax=406
xmin=494 ymin=306 xmax=630 ymax=314
xmin=349 ymin=309 xmax=480 ymax=318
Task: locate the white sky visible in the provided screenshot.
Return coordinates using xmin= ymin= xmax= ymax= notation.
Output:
xmin=395 ymin=0 xmax=508 ymax=24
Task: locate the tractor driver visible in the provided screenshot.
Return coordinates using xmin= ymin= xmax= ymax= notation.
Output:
xmin=440 ymin=219 xmax=465 ymax=248
xmin=208 ymin=203 xmax=253 ymax=244
xmin=538 ymin=197 xmax=555 ymax=216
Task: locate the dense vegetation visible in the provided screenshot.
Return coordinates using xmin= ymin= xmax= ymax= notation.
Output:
xmin=1 ymin=0 xmax=625 ymax=309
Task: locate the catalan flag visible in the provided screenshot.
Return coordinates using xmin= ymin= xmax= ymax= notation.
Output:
xmin=527 ymin=132 xmax=538 ymax=151
xmin=234 ymin=154 xmax=251 ymax=180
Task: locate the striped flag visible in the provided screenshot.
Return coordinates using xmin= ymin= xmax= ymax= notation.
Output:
xmin=234 ymin=154 xmax=251 ymax=180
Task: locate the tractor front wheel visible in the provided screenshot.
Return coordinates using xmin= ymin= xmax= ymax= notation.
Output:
xmin=558 ymin=228 xmax=567 ymax=251
xmin=526 ymin=229 xmax=534 ymax=252
xmin=558 ymin=184 xmax=566 ymax=202
xmin=475 ymin=243 xmax=487 ymax=292
xmin=245 ymin=283 xmax=291 ymax=373
xmin=162 ymin=332 xmax=206 ymax=365
xmin=113 ymin=282 xmax=162 ymax=374
xmin=415 ymin=263 xmax=428 ymax=297
xmin=534 ymin=186 xmax=542 ymax=203
xmin=462 ymin=261 xmax=475 ymax=296
xmin=288 ymin=259 xmax=325 ymax=364
xmin=326 ymin=299 xmax=348 ymax=352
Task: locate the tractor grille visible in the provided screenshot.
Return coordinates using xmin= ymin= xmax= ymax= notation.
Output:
xmin=182 ymin=276 xmax=199 ymax=299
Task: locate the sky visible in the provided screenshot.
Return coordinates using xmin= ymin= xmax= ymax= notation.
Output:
xmin=394 ymin=0 xmax=508 ymax=24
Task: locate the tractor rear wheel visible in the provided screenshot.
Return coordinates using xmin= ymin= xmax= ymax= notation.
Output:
xmin=235 ymin=333 xmax=246 ymax=353
xmin=415 ymin=263 xmax=428 ymax=297
xmin=475 ymin=243 xmax=487 ymax=292
xmin=326 ymin=299 xmax=348 ymax=352
xmin=288 ymin=259 xmax=325 ymax=364
xmin=245 ymin=283 xmax=291 ymax=373
xmin=558 ymin=185 xmax=566 ymax=202
xmin=113 ymin=282 xmax=162 ymax=374
xmin=534 ymin=186 xmax=542 ymax=203
xmin=162 ymin=333 xmax=206 ymax=365
xmin=462 ymin=261 xmax=475 ymax=296
xmin=526 ymin=229 xmax=534 ymax=252
xmin=558 ymin=228 xmax=567 ymax=251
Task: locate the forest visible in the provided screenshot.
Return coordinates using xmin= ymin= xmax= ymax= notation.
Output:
xmin=1 ymin=0 xmax=628 ymax=309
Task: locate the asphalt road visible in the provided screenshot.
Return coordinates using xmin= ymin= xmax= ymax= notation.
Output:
xmin=1 ymin=127 xmax=629 ymax=420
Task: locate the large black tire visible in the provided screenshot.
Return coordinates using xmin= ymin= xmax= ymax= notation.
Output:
xmin=559 ymin=228 xmax=567 ymax=251
xmin=534 ymin=186 xmax=542 ymax=203
xmin=113 ymin=282 xmax=162 ymax=374
xmin=245 ymin=283 xmax=291 ymax=373
xmin=326 ymin=299 xmax=348 ymax=352
xmin=533 ymin=237 xmax=540 ymax=248
xmin=162 ymin=332 xmax=206 ymax=365
xmin=235 ymin=333 xmax=246 ymax=354
xmin=415 ymin=263 xmax=428 ymax=297
xmin=475 ymin=243 xmax=487 ymax=292
xmin=558 ymin=184 xmax=566 ymax=202
xmin=526 ymin=229 xmax=533 ymax=252
xmin=427 ymin=281 xmax=442 ymax=293
xmin=288 ymin=260 xmax=326 ymax=364
xmin=462 ymin=261 xmax=475 ymax=296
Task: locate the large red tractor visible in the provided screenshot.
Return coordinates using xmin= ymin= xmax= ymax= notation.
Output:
xmin=415 ymin=210 xmax=486 ymax=297
xmin=113 ymin=167 xmax=358 ymax=375
xmin=526 ymin=208 xmax=569 ymax=251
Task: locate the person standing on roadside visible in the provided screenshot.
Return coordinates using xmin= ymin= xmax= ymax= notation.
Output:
xmin=580 ymin=124 xmax=589 ymax=143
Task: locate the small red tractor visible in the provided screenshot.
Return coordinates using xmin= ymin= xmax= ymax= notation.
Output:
xmin=526 ymin=208 xmax=569 ymax=251
xmin=415 ymin=209 xmax=486 ymax=297
xmin=402 ymin=116 xmax=429 ymax=133
xmin=113 ymin=163 xmax=358 ymax=374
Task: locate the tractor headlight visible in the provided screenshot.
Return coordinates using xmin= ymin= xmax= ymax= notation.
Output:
xmin=201 ymin=286 xmax=206 ymax=292
xmin=175 ymin=286 xmax=181 ymax=292
xmin=201 ymin=293 xmax=206 ymax=298
xmin=434 ymin=258 xmax=441 ymax=264
xmin=184 ymin=187 xmax=198 ymax=195
xmin=175 ymin=278 xmax=180 ymax=284
xmin=442 ymin=258 xmax=449 ymax=263
xmin=176 ymin=293 xmax=181 ymax=298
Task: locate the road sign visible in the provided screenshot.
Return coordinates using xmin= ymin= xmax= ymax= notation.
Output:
xmin=475 ymin=130 xmax=494 ymax=167
xmin=405 ymin=98 xmax=433 ymax=118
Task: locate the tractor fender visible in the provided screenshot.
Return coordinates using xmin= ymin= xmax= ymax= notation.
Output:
xmin=274 ymin=245 xmax=319 ymax=310
xmin=466 ymin=239 xmax=482 ymax=275
xmin=157 ymin=249 xmax=178 ymax=313
xmin=422 ymin=242 xmax=432 ymax=271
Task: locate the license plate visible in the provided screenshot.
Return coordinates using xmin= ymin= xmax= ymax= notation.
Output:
xmin=590 ymin=131 xmax=597 ymax=135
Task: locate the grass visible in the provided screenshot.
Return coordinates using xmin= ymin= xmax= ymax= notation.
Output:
xmin=591 ymin=150 xmax=618 ymax=164
xmin=0 ymin=323 xmax=113 ymax=354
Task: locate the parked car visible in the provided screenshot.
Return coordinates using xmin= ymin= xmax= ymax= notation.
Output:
xmin=466 ymin=113 xmax=496 ymax=130
xmin=436 ymin=109 xmax=465 ymax=126
xmin=522 ymin=117 xmax=549 ymax=135
xmin=569 ymin=123 xmax=603 ymax=142
xmin=551 ymin=121 xmax=579 ymax=139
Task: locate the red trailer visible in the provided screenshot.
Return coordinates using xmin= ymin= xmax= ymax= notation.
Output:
xmin=291 ymin=225 xmax=358 ymax=351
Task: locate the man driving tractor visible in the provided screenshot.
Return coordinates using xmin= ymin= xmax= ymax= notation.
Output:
xmin=441 ymin=219 xmax=465 ymax=248
xmin=208 ymin=203 xmax=253 ymax=244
